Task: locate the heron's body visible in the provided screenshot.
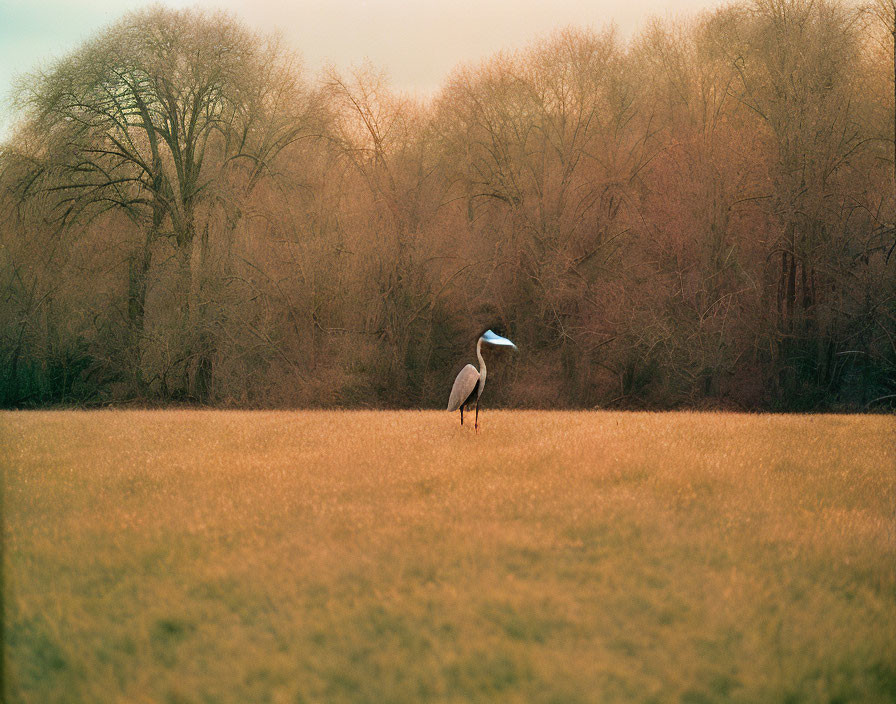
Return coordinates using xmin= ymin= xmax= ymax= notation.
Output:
xmin=447 ymin=330 xmax=516 ymax=429
xmin=447 ymin=364 xmax=480 ymax=409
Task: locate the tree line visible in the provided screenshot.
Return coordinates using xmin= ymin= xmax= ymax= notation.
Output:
xmin=1 ymin=0 xmax=893 ymax=410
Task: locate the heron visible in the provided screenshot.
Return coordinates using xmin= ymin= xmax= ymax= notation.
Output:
xmin=447 ymin=329 xmax=517 ymax=429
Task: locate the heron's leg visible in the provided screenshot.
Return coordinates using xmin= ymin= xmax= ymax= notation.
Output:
xmin=475 ymin=399 xmax=479 ymax=431
xmin=460 ymin=406 xmax=464 ymax=426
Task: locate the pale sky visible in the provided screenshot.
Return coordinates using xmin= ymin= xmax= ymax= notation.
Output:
xmin=0 ymin=0 xmax=722 ymax=138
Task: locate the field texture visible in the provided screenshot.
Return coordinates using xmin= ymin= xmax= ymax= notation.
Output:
xmin=2 ymin=411 xmax=895 ymax=703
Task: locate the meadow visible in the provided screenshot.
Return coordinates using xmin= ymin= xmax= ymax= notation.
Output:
xmin=2 ymin=410 xmax=894 ymax=703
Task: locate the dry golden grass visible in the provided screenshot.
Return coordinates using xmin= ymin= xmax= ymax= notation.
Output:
xmin=2 ymin=410 xmax=895 ymax=703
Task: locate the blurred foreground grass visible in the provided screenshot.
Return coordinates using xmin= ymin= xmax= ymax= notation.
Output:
xmin=2 ymin=410 xmax=895 ymax=703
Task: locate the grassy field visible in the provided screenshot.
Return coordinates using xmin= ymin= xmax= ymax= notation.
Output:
xmin=2 ymin=410 xmax=895 ymax=703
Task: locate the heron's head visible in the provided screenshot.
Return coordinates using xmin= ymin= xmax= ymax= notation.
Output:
xmin=479 ymin=327 xmax=517 ymax=351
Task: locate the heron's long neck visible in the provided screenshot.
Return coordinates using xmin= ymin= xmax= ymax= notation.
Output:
xmin=476 ymin=337 xmax=487 ymax=391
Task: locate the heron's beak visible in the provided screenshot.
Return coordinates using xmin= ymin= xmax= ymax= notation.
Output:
xmin=481 ymin=329 xmax=517 ymax=350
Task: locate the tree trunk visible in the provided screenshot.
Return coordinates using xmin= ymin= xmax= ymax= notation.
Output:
xmin=127 ymin=230 xmax=153 ymax=392
xmin=777 ymin=250 xmax=787 ymax=327
xmin=785 ymin=251 xmax=796 ymax=332
xmin=183 ymin=223 xmax=213 ymax=402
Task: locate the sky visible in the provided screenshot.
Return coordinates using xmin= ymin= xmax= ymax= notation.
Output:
xmin=0 ymin=0 xmax=721 ymax=138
